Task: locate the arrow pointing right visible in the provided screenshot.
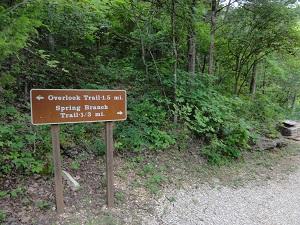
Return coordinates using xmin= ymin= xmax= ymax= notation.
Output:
xmin=117 ymin=111 xmax=123 ymax=115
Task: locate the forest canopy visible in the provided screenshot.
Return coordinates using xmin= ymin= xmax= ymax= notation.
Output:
xmin=1 ymin=0 xmax=300 ymax=174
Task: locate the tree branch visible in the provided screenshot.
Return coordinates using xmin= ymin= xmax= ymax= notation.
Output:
xmin=5 ymin=0 xmax=31 ymax=12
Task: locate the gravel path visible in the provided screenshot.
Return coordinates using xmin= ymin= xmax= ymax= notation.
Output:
xmin=144 ymin=168 xmax=300 ymax=225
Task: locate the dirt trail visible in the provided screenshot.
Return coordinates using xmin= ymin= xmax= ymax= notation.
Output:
xmin=143 ymin=152 xmax=300 ymax=225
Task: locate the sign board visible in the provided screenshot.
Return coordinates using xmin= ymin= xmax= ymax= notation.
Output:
xmin=31 ymin=89 xmax=127 ymax=125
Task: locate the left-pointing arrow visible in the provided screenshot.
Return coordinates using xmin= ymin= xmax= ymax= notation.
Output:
xmin=36 ymin=95 xmax=45 ymax=101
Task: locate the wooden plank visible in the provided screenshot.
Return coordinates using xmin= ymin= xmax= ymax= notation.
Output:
xmin=105 ymin=122 xmax=114 ymax=208
xmin=51 ymin=125 xmax=65 ymax=214
xmin=62 ymin=170 xmax=80 ymax=191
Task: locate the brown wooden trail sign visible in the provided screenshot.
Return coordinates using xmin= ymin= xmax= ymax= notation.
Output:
xmin=31 ymin=89 xmax=127 ymax=125
xmin=30 ymin=89 xmax=127 ymax=214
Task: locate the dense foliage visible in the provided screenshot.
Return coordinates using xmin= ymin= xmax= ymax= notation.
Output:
xmin=1 ymin=0 xmax=300 ymax=174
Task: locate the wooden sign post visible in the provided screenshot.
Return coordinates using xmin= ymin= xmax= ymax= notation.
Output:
xmin=105 ymin=122 xmax=114 ymax=207
xmin=30 ymin=89 xmax=127 ymax=213
xmin=51 ymin=125 xmax=65 ymax=214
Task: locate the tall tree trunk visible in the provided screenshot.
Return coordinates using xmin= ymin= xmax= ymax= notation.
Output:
xmin=96 ymin=38 xmax=100 ymax=54
xmin=24 ymin=80 xmax=29 ymax=102
xmin=187 ymin=0 xmax=197 ymax=76
xmin=208 ymin=0 xmax=217 ymax=74
xmin=262 ymin=62 xmax=266 ymax=95
xmin=187 ymin=34 xmax=196 ymax=75
xmin=9 ymin=0 xmax=14 ymax=6
xmin=171 ymin=0 xmax=178 ymax=123
xmin=129 ymin=1 xmax=149 ymax=79
xmin=49 ymin=34 xmax=55 ymax=52
xmin=48 ymin=3 xmax=55 ymax=52
xmin=141 ymin=38 xmax=149 ymax=79
xmin=291 ymin=93 xmax=297 ymax=111
xmin=202 ymin=54 xmax=207 ymax=73
xmin=249 ymin=60 xmax=258 ymax=95
xmin=234 ymin=76 xmax=239 ymax=95
xmin=222 ymin=0 xmax=232 ymax=22
xmin=233 ymin=56 xmax=241 ymax=95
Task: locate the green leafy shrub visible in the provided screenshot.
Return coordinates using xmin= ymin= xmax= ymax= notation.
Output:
xmin=0 ymin=73 xmax=17 ymax=104
xmin=237 ymin=95 xmax=284 ymax=137
xmin=4 ymin=151 xmax=44 ymax=174
xmin=0 ymin=104 xmax=106 ymax=176
xmin=0 ymin=210 xmax=6 ymax=223
xmin=138 ymin=163 xmax=165 ymax=194
xmin=115 ymin=100 xmax=175 ymax=152
xmin=62 ymin=123 xmax=105 ymax=156
xmin=9 ymin=186 xmax=26 ymax=198
xmin=0 ymin=106 xmax=48 ymax=175
xmin=115 ymin=191 xmax=125 ymax=203
xmin=70 ymin=160 xmax=81 ymax=170
xmin=176 ymin=77 xmax=251 ymax=164
xmin=35 ymin=200 xmax=51 ymax=210
xmin=91 ymin=138 xmax=106 ymax=156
